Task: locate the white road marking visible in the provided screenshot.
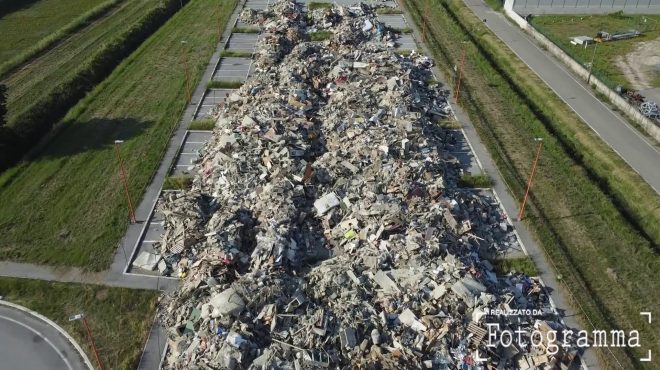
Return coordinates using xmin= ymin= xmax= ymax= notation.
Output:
xmin=482 ymin=10 xmax=660 ymax=194
xmin=0 ymin=314 xmax=74 ymax=370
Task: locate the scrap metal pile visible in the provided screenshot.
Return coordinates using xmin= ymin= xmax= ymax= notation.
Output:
xmin=622 ymin=90 xmax=660 ymax=123
xmin=158 ymin=1 xmax=579 ymax=369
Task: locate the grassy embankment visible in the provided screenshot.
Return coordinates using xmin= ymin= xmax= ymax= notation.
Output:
xmin=0 ymin=0 xmax=107 ymax=65
xmin=531 ymin=13 xmax=660 ymax=89
xmin=0 ymin=277 xmax=158 ymax=370
xmin=2 ymin=0 xmax=159 ymax=122
xmin=403 ymin=0 xmax=659 ymax=368
xmin=0 ymin=0 xmax=191 ymax=172
xmin=0 ymin=0 xmax=238 ymax=270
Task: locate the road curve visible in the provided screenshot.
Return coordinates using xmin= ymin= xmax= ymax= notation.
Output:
xmin=464 ymin=0 xmax=660 ymax=194
xmin=0 ymin=304 xmax=89 ymax=370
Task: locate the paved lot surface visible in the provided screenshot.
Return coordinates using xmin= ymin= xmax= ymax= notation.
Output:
xmin=0 ymin=305 xmax=88 ymax=370
xmin=446 ymin=129 xmax=481 ymax=174
xmin=172 ymin=131 xmax=213 ymax=176
xmin=378 ymin=14 xmax=407 ymax=29
xmin=395 ymin=33 xmax=416 ymax=49
xmin=227 ymin=33 xmax=260 ymax=52
xmin=213 ymin=57 xmax=252 ymax=81
xmin=130 ymin=131 xmax=213 ymax=274
xmin=468 ymin=0 xmax=660 ymax=194
xmin=195 ymin=88 xmax=234 ymax=119
xmin=246 ymin=0 xmax=270 ymax=10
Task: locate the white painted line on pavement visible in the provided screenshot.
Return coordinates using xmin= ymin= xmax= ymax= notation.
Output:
xmin=486 ymin=9 xmax=659 ymax=194
xmin=0 ymin=301 xmax=93 ymax=370
xmin=522 ymin=25 xmax=660 ymax=156
xmin=0 ymin=314 xmax=74 ymax=370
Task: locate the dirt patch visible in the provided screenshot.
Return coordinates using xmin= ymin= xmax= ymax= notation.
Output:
xmin=615 ymin=38 xmax=660 ymax=90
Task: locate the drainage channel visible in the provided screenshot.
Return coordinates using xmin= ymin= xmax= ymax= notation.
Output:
xmin=127 ymin=0 xmax=266 ymax=276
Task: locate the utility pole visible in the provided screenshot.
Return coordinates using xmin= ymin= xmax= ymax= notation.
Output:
xmin=518 ymin=138 xmax=543 ymax=221
xmin=587 ymin=42 xmax=598 ymax=84
xmin=114 ymin=140 xmax=136 ymax=224
xmin=70 ymin=314 xmax=106 ymax=370
xmin=454 ymin=47 xmax=467 ymax=103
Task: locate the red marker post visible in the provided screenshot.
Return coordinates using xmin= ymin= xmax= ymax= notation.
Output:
xmin=518 ymin=138 xmax=543 ymax=221
xmin=70 ymin=313 xmax=105 ymax=370
xmin=114 ymin=140 xmax=136 ymax=224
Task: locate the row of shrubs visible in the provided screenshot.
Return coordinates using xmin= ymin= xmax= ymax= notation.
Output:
xmin=0 ymin=0 xmax=190 ymax=172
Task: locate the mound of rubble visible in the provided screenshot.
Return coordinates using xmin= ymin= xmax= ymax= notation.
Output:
xmin=157 ymin=1 xmax=580 ymax=369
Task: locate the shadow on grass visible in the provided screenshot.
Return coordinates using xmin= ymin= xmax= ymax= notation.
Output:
xmin=38 ymin=117 xmax=151 ymax=159
xmin=0 ymin=117 xmax=151 ymax=191
xmin=524 ymin=211 xmax=595 ymax=222
xmin=0 ymin=0 xmax=41 ymax=18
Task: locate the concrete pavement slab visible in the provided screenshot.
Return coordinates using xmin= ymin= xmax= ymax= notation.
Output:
xmin=378 ymin=14 xmax=407 ymax=29
xmin=395 ymin=33 xmax=416 ymax=49
xmin=245 ymin=0 xmax=270 ymax=10
xmin=213 ymin=57 xmax=252 ymax=81
xmin=195 ymin=88 xmax=234 ymax=119
xmin=227 ymin=33 xmax=260 ymax=52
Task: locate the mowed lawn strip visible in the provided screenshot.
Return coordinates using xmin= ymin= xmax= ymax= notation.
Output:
xmin=402 ymin=0 xmax=659 ymax=368
xmin=0 ymin=0 xmax=238 ymax=270
xmin=530 ymin=13 xmax=660 ymax=89
xmin=0 ymin=0 xmax=106 ymax=63
xmin=0 ymin=277 xmax=159 ymax=370
xmin=3 ymin=0 xmax=160 ymax=121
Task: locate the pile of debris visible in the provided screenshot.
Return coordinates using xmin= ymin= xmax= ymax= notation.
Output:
xmin=622 ymin=89 xmax=660 ymax=123
xmin=157 ymin=1 xmax=579 ymax=369
xmin=639 ymin=100 xmax=659 ymax=122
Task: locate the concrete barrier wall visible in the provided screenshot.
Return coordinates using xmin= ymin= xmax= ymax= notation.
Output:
xmin=503 ymin=0 xmax=660 ymax=142
xmin=513 ymin=0 xmax=660 ymax=15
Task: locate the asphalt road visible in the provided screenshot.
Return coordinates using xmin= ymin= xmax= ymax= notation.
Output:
xmin=465 ymin=0 xmax=660 ymax=194
xmin=398 ymin=1 xmax=600 ymax=367
xmin=0 ymin=305 xmax=88 ymax=370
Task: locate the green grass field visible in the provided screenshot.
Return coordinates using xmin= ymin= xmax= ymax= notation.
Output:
xmin=531 ymin=13 xmax=660 ymax=89
xmin=403 ymin=0 xmax=660 ymax=368
xmin=2 ymin=0 xmax=161 ymax=122
xmin=0 ymin=277 xmax=159 ymax=370
xmin=0 ymin=0 xmax=238 ymax=270
xmin=483 ymin=0 xmax=502 ymax=11
xmin=0 ymin=0 xmax=107 ymax=64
